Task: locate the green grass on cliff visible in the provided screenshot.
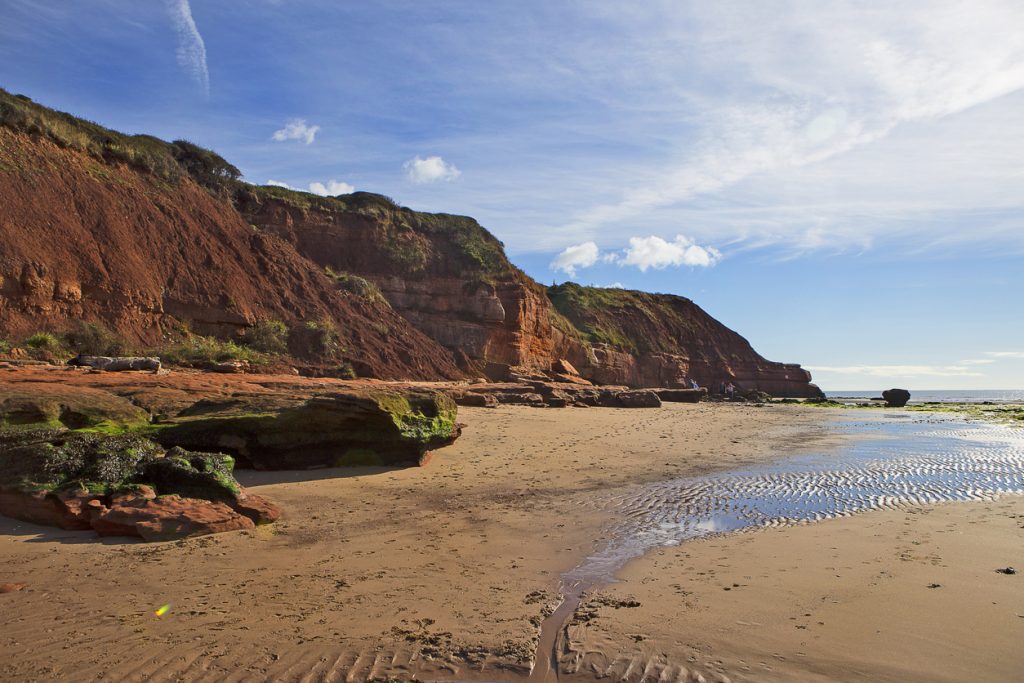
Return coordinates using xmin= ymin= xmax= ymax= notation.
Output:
xmin=246 ymin=183 xmax=511 ymax=278
xmin=547 ymin=282 xmax=701 ymax=355
xmin=0 ymin=88 xmax=239 ymax=189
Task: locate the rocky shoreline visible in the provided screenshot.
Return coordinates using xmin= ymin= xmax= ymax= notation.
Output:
xmin=0 ymin=364 xmax=461 ymax=541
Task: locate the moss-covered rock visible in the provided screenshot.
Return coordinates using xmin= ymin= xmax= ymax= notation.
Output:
xmin=0 ymin=383 xmax=151 ymax=433
xmin=140 ymin=447 xmax=241 ymax=502
xmin=157 ymin=388 xmax=460 ymax=469
xmin=0 ymin=428 xmax=280 ymax=540
xmin=0 ymin=429 xmax=163 ymax=493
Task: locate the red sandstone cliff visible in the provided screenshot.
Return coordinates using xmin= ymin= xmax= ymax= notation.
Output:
xmin=0 ymin=89 xmax=821 ymax=396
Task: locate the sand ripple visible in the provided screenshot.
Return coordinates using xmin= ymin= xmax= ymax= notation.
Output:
xmin=569 ymin=418 xmax=1024 ymax=584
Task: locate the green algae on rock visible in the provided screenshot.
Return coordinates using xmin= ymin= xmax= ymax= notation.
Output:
xmin=156 ymin=388 xmax=460 ymax=469
xmin=0 ymin=428 xmax=280 ymax=539
xmin=0 ymin=383 xmax=150 ymax=433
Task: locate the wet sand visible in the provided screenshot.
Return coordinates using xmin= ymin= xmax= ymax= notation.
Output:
xmin=0 ymin=404 xmax=1020 ymax=682
xmin=569 ymin=494 xmax=1024 ymax=683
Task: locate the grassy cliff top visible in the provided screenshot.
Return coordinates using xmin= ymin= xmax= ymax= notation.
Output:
xmin=0 ymin=88 xmax=239 ymax=189
xmin=547 ymin=282 xmax=703 ymax=355
xmin=245 ymin=183 xmax=513 ymax=278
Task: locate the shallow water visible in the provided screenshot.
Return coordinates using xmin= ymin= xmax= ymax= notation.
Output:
xmin=530 ymin=414 xmax=1024 ymax=681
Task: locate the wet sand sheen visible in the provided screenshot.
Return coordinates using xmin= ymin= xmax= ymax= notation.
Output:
xmin=532 ymin=417 xmax=1024 ymax=681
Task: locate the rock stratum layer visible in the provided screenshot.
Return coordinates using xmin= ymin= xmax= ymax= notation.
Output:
xmin=0 ymin=89 xmax=821 ymax=396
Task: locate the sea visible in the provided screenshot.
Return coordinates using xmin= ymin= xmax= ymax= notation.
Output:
xmin=825 ymin=389 xmax=1024 ymax=404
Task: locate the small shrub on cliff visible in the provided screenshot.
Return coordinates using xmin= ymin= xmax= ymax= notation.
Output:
xmin=63 ymin=322 xmax=126 ymax=357
xmin=324 ymin=268 xmax=389 ymax=306
xmin=22 ymin=332 xmax=69 ymax=360
xmin=288 ymin=319 xmax=340 ymax=358
xmin=158 ymin=336 xmax=267 ymax=367
xmin=240 ymin=320 xmax=289 ymax=354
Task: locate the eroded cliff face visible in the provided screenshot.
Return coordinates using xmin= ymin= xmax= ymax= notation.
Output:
xmin=0 ymin=122 xmax=461 ymax=380
xmin=550 ymin=283 xmax=823 ymax=397
xmin=236 ymin=191 xmax=576 ymax=372
xmin=236 ymin=194 xmax=822 ymax=397
xmin=1 ymin=89 xmax=820 ymax=395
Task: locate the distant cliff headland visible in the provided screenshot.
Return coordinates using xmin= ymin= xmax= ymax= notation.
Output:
xmin=0 ymin=88 xmax=821 ymax=397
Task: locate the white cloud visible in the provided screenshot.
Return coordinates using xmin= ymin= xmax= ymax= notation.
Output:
xmin=619 ymin=235 xmax=721 ymax=271
xmin=167 ymin=0 xmax=208 ymax=97
xmin=309 ymin=179 xmax=355 ymax=196
xmin=805 ymin=365 xmax=985 ymax=378
xmin=985 ymin=351 xmax=1024 ymax=359
xmin=272 ymin=119 xmax=320 ymax=145
xmin=960 ymin=359 xmax=996 ymax=365
xmin=265 ymin=178 xmax=355 ymax=196
xmin=604 ymin=282 xmax=624 ymax=289
xmin=550 ymin=235 xmax=722 ymax=277
xmin=551 ymin=241 xmax=599 ymax=277
xmin=404 ymin=155 xmax=461 ymax=184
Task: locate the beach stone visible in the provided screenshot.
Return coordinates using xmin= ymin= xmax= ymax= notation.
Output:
xmin=551 ymin=359 xmax=580 ymax=376
xmin=616 ymin=390 xmax=662 ymax=408
xmin=232 ymin=493 xmax=281 ymax=525
xmin=92 ymin=494 xmax=255 ymax=541
xmin=454 ymin=392 xmax=498 ymax=408
xmin=883 ymin=388 xmax=911 ymax=407
xmin=655 ymin=388 xmax=706 ymax=403
xmin=68 ymin=355 xmax=161 ymax=372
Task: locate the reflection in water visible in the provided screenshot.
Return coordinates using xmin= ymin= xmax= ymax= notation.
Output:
xmin=531 ymin=417 xmax=1024 ymax=681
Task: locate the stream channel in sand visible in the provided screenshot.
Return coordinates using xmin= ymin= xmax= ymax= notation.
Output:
xmin=527 ymin=414 xmax=1024 ymax=682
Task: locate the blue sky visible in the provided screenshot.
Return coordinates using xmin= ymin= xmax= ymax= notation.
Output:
xmin=2 ymin=0 xmax=1022 ymax=390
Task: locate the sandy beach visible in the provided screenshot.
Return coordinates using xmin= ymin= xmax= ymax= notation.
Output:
xmin=1 ymin=403 xmax=1021 ymax=682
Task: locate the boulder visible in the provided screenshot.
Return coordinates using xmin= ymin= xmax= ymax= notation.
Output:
xmin=551 ymin=359 xmax=580 ymax=376
xmin=0 ymin=429 xmax=281 ymax=540
xmin=157 ymin=388 xmax=460 ymax=469
xmin=69 ymin=355 xmax=161 ymax=372
xmin=615 ymin=390 xmax=662 ymax=408
xmin=208 ymin=360 xmax=248 ymax=374
xmin=140 ymin=447 xmax=241 ymax=502
xmin=454 ymin=392 xmax=498 ymax=408
xmin=90 ymin=493 xmax=255 ymax=542
xmin=232 ymin=493 xmax=281 ymax=525
xmin=882 ymin=388 xmax=911 ymax=407
xmin=655 ymin=388 xmax=706 ymax=403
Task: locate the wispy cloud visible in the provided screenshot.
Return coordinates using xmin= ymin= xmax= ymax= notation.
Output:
xmin=960 ymin=359 xmax=996 ymax=365
xmin=479 ymin=1 xmax=1024 ymax=256
xmin=404 ymin=156 xmax=461 ymax=184
xmin=272 ymin=119 xmax=320 ymax=145
xmin=805 ymin=365 xmax=985 ymax=378
xmin=985 ymin=351 xmax=1024 ymax=359
xmin=167 ymin=0 xmax=208 ymax=97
